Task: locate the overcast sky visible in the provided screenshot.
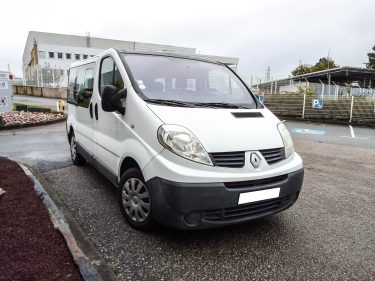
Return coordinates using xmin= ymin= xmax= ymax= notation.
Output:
xmin=0 ymin=0 xmax=374 ymax=79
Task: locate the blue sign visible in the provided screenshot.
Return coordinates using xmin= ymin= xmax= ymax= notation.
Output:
xmin=312 ymin=99 xmax=323 ymax=109
xmin=292 ymin=128 xmax=326 ymax=135
xmin=258 ymin=95 xmax=264 ymax=103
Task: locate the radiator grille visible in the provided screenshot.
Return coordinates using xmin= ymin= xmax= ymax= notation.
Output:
xmin=224 ymin=174 xmax=288 ymax=189
xmin=210 ymin=147 xmax=285 ymax=168
xmin=259 ymin=147 xmax=285 ymax=165
xmin=201 ymin=195 xmax=295 ymax=222
xmin=210 ymin=151 xmax=245 ymax=168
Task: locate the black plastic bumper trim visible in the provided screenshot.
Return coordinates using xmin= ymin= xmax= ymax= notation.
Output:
xmin=146 ymin=168 xmax=304 ymax=229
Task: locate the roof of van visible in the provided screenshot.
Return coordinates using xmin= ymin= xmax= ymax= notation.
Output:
xmin=69 ymin=56 xmax=98 ymax=68
xmin=119 ymin=50 xmax=237 ymax=66
xmin=68 ymin=48 xmax=238 ymax=69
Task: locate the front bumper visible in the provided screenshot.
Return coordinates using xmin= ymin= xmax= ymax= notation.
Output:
xmin=146 ymin=168 xmax=304 ymax=229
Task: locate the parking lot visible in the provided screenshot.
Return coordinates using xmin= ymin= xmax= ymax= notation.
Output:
xmin=1 ymin=121 xmax=375 ymax=280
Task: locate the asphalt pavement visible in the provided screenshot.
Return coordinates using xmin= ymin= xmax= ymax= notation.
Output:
xmin=43 ymin=140 xmax=375 ymax=280
xmin=0 ymin=122 xmax=70 ymax=172
xmin=286 ymin=120 xmax=375 ymax=149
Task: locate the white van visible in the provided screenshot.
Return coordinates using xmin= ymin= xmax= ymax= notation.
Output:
xmin=66 ymin=48 xmax=303 ymax=230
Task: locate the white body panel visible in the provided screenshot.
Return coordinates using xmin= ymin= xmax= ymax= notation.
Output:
xmin=147 ymin=105 xmax=283 ymax=152
xmin=142 ymin=148 xmax=303 ymax=183
xmin=67 ymin=48 xmax=303 ymax=187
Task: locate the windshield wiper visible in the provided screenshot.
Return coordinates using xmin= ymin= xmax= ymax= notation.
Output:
xmin=145 ymin=99 xmax=248 ymax=109
xmin=145 ymin=99 xmax=194 ymax=107
xmin=191 ymin=102 xmax=248 ymax=109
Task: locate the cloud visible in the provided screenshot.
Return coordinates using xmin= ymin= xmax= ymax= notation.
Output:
xmin=0 ymin=0 xmax=374 ymax=79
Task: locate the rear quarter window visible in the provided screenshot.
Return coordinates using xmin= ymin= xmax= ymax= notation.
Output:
xmin=67 ymin=63 xmax=96 ymax=105
xmin=67 ymin=68 xmax=77 ymax=103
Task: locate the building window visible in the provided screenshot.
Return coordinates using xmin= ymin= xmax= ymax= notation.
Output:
xmin=38 ymin=51 xmax=46 ymax=59
xmin=49 ymin=52 xmax=55 ymax=58
xmin=83 ymin=55 xmax=88 ymax=59
xmin=66 ymin=53 xmax=71 ymax=59
xmin=57 ymin=53 xmax=63 ymax=59
xmin=75 ymin=54 xmax=80 ymax=60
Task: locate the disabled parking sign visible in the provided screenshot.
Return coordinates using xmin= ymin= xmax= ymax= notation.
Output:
xmin=312 ymin=99 xmax=323 ymax=109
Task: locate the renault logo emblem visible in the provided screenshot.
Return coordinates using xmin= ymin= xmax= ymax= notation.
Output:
xmin=250 ymin=153 xmax=261 ymax=168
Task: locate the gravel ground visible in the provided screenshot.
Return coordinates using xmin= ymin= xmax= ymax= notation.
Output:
xmin=44 ymin=140 xmax=375 ymax=281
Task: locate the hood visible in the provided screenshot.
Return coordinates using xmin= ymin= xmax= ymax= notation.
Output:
xmin=147 ymin=104 xmax=284 ymax=152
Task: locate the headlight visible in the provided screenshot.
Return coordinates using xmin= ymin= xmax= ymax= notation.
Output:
xmin=157 ymin=125 xmax=213 ymax=166
xmin=277 ymin=122 xmax=295 ymax=158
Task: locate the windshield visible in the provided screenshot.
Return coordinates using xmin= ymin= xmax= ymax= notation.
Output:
xmin=122 ymin=54 xmax=257 ymax=109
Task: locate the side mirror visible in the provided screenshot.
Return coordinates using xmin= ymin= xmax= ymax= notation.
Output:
xmin=101 ymin=85 xmax=127 ymax=115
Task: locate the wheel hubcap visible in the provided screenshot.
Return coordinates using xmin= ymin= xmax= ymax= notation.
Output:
xmin=122 ymin=178 xmax=150 ymax=222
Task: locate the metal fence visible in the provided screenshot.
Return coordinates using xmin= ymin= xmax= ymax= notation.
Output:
xmin=249 ymin=75 xmax=375 ymax=97
xmin=261 ymin=93 xmax=375 ymax=126
xmin=0 ymin=64 xmax=67 ymax=88
xmin=21 ymin=65 xmax=67 ymax=88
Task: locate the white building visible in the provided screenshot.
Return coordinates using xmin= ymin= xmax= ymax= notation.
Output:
xmin=23 ymin=31 xmax=239 ymax=87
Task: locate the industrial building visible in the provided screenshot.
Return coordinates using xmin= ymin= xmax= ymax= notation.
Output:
xmin=22 ymin=31 xmax=239 ymax=87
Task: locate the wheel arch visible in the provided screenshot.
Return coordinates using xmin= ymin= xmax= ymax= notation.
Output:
xmin=119 ymin=157 xmax=141 ymax=181
xmin=67 ymin=126 xmax=74 ymax=144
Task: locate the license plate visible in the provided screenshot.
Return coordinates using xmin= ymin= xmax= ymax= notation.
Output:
xmin=238 ymin=188 xmax=280 ymax=205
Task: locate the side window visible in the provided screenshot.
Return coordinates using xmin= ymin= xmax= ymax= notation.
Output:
xmin=114 ymin=64 xmax=124 ymax=90
xmin=77 ymin=68 xmax=94 ymax=108
xmin=84 ymin=69 xmax=94 ymax=90
xmin=67 ymin=67 xmax=77 ymax=103
xmin=99 ymin=56 xmax=124 ymax=95
xmin=75 ymin=67 xmax=85 ymax=105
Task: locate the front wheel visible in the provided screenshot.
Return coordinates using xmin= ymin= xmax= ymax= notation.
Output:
xmin=70 ymin=134 xmax=85 ymax=166
xmin=119 ymin=168 xmax=155 ymax=231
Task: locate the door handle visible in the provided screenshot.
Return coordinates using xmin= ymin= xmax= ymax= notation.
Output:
xmin=94 ymin=103 xmax=98 ymax=120
xmin=89 ymin=103 xmax=93 ymax=119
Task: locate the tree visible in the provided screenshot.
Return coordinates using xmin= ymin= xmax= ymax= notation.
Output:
xmin=366 ymin=45 xmax=375 ymax=69
xmin=311 ymin=57 xmax=339 ymax=72
xmin=291 ymin=57 xmax=339 ymax=76
xmin=291 ymin=64 xmax=313 ymax=76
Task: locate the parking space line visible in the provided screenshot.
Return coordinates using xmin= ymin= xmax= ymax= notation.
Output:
xmin=349 ymin=125 xmax=356 ymax=138
xmin=340 ymin=125 xmax=368 ymax=140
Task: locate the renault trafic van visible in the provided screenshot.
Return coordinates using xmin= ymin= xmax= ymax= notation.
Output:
xmin=66 ymin=48 xmax=303 ymax=230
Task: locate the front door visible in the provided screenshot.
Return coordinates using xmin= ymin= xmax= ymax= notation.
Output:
xmin=93 ymin=55 xmax=127 ymax=183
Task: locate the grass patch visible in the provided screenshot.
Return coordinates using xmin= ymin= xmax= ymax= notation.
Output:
xmin=12 ymin=103 xmax=63 ymax=114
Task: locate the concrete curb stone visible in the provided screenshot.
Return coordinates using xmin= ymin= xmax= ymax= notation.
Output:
xmin=19 ymin=163 xmax=118 ymax=281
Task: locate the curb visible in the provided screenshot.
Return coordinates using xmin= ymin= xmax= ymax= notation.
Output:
xmin=19 ymin=163 xmax=118 ymax=281
xmin=0 ymin=116 xmax=67 ymax=131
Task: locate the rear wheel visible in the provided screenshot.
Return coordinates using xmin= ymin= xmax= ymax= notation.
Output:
xmin=119 ymin=168 xmax=155 ymax=231
xmin=70 ymin=133 xmax=85 ymax=166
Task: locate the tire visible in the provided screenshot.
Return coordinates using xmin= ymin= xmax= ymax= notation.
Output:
xmin=70 ymin=133 xmax=86 ymax=166
xmin=118 ymin=168 xmax=155 ymax=231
